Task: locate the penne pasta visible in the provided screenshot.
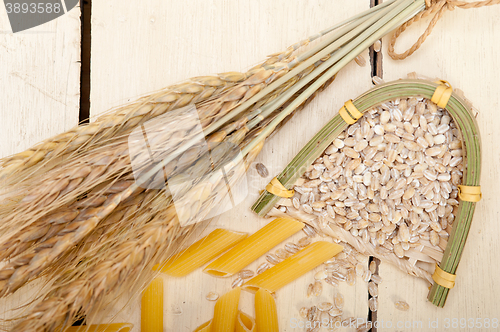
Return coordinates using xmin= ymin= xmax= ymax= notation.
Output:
xmin=212 ymin=287 xmax=241 ymax=332
xmin=242 ymin=241 xmax=343 ymax=293
xmin=255 ymin=289 xmax=278 ymax=332
xmin=193 ymin=320 xmax=211 ymax=332
xmin=64 ymin=323 xmax=133 ymax=332
xmin=157 ymin=228 xmax=247 ymax=277
xmin=204 ymin=217 xmax=304 ymax=277
xmin=235 ymin=311 xmax=256 ymax=332
xmin=141 ymin=277 xmax=163 ymax=332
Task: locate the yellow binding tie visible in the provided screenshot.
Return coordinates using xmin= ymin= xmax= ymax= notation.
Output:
xmin=339 ymin=100 xmax=363 ymax=124
xmin=431 ymin=80 xmax=453 ymax=108
xmin=432 ymin=264 xmax=456 ymax=289
xmin=457 ymin=185 xmax=482 ymax=202
xmin=266 ymin=177 xmax=295 ymax=198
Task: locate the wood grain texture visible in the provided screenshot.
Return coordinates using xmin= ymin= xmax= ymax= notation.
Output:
xmin=0 ymin=4 xmax=81 ymax=329
xmin=378 ymin=5 xmax=500 ymax=331
xmin=0 ymin=6 xmax=81 ymax=158
xmin=89 ymin=1 xmax=371 ymax=331
xmin=3 ymin=1 xmax=500 ymax=331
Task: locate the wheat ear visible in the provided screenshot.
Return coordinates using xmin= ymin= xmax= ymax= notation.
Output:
xmin=0 ymin=38 xmax=309 ymax=185
xmin=0 ymin=53 xmax=328 ymax=295
xmin=0 ymin=117 xmax=255 ymax=296
xmin=11 ymin=142 xmax=263 ymax=332
xmin=0 ymin=68 xmax=336 ymax=303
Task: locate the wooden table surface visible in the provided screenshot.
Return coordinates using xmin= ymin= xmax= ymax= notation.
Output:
xmin=1 ymin=1 xmax=500 ymax=331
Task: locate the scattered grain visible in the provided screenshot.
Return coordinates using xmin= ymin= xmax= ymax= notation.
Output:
xmin=355 ymin=55 xmax=366 ymax=67
xmin=232 ymin=277 xmax=243 ymax=288
xmin=368 ymin=281 xmax=378 ymax=297
xmin=239 ymin=269 xmax=254 ymax=279
xmin=368 ymin=297 xmax=378 ymax=312
xmin=394 ymin=300 xmax=410 ymax=311
xmin=255 ymin=162 xmax=269 ymax=177
xmin=256 ymin=262 xmax=270 ymax=274
xmin=206 ymin=292 xmax=219 ymax=301
xmin=313 ymin=281 xmax=323 ymax=297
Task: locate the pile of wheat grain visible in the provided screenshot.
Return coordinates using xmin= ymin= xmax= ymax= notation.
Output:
xmin=275 ymin=96 xmax=463 ymax=280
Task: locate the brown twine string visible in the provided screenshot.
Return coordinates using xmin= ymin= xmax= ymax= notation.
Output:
xmin=388 ymin=0 xmax=500 ymax=60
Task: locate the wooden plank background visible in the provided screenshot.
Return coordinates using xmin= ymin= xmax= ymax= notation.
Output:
xmin=89 ymin=1 xmax=372 ymax=331
xmin=1 ymin=1 xmax=500 ymax=331
xmin=0 ymin=1 xmax=81 ymax=325
xmin=0 ymin=4 xmax=81 ymax=156
xmin=377 ymin=5 xmax=500 ymax=331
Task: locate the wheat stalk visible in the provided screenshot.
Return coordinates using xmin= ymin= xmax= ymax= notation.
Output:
xmin=4 ymin=73 xmax=335 ymax=331
xmin=0 ymin=42 xmax=309 ymax=188
xmin=0 ymin=52 xmax=316 ymax=238
xmin=0 ymin=71 xmax=334 ymax=296
xmin=0 ymin=50 xmax=335 ymax=298
xmin=1 ymin=11 xmax=355 ymax=188
xmin=11 ymin=141 xmax=263 ymax=332
xmin=0 ymin=1 xmax=430 ymax=329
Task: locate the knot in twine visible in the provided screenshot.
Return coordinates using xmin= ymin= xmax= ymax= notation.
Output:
xmin=389 ymin=0 xmax=500 ymax=60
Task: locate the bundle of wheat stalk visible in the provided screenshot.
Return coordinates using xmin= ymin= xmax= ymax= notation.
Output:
xmin=1 ymin=0 xmax=495 ymax=330
xmin=0 ymin=2 xmax=427 ymax=330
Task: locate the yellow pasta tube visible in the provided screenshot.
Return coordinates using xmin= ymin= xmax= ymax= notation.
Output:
xmin=158 ymin=228 xmax=247 ymax=277
xmin=64 ymin=324 xmax=133 ymax=332
xmin=212 ymin=287 xmax=241 ymax=332
xmin=141 ymin=277 xmax=163 ymax=332
xmin=242 ymin=241 xmax=343 ymax=293
xmin=193 ymin=320 xmax=211 ymax=332
xmin=193 ymin=311 xmax=254 ymax=332
xmin=235 ymin=311 xmax=256 ymax=332
xmin=255 ymin=289 xmax=278 ymax=332
xmin=204 ymin=217 xmax=304 ymax=277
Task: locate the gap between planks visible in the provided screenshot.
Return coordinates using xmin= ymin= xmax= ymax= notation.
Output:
xmin=368 ymin=0 xmax=383 ymax=330
xmin=79 ymin=0 xmax=91 ymax=124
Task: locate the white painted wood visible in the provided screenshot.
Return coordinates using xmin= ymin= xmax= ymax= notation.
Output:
xmin=0 ymin=6 xmax=81 ymax=158
xmin=8 ymin=1 xmax=500 ymax=331
xmin=90 ymin=1 xmax=372 ymax=331
xmin=377 ymin=5 xmax=500 ymax=331
xmin=0 ymin=3 xmax=81 ymax=329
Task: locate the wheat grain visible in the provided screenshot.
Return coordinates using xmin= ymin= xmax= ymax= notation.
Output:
xmin=275 ymin=97 xmax=463 ymax=268
xmin=206 ymin=292 xmax=219 ymax=301
xmin=354 ymin=55 xmax=366 ymax=67
xmin=394 ymin=300 xmax=410 ymax=311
